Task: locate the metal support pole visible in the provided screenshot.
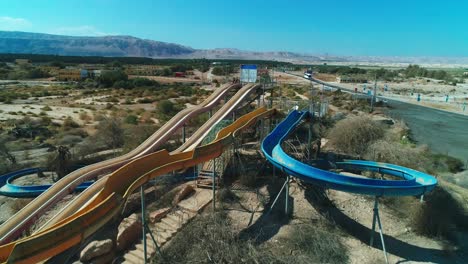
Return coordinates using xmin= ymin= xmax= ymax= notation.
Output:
xmin=370 ymin=197 xmax=388 ymax=264
xmin=209 ymin=109 xmax=212 ymax=119
xmin=268 ymin=117 xmax=272 ymax=133
xmin=262 ymin=84 xmax=265 ymax=107
xmin=232 ymin=111 xmax=235 ymax=121
xmin=212 ymin=158 xmax=216 ymax=211
xmin=144 ymin=221 xmax=162 ymax=259
xmin=371 ymin=73 xmax=377 ymax=112
xmin=285 ymin=175 xmax=290 ymax=215
xmin=267 ymin=176 xmax=289 ymax=215
xmin=308 ymin=82 xmax=313 ymax=161
xmin=140 ymin=185 xmax=147 ymax=264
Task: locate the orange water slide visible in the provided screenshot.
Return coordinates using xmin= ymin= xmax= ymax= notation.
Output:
xmin=0 ymin=107 xmax=275 ymax=263
xmin=37 ymin=83 xmax=260 ymax=232
xmin=0 ymin=82 xmax=240 ymax=245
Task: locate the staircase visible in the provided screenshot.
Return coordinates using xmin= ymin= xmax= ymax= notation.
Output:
xmin=121 ymin=188 xmax=213 ymax=264
xmin=196 ymin=149 xmax=232 ymax=189
xmin=196 ymin=169 xmax=219 ymax=189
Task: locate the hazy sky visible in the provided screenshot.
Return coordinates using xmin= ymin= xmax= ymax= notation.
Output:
xmin=1 ymin=0 xmax=467 ymax=57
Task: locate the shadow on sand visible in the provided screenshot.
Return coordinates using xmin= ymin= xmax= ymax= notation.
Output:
xmin=238 ymin=176 xmax=293 ymax=245
xmin=301 ymin=183 xmax=461 ymax=264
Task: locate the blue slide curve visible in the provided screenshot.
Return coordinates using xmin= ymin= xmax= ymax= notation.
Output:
xmin=262 ymin=110 xmax=437 ymax=196
xmin=0 ymin=168 xmax=92 ymax=198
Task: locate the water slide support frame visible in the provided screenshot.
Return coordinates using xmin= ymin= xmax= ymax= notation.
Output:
xmin=285 ymin=175 xmax=290 ymax=215
xmin=141 ymin=185 xmax=148 ymax=264
xmin=370 ymin=196 xmax=388 ymax=264
xmin=267 ymin=176 xmax=289 ymax=216
xmin=212 ymin=157 xmax=216 ymax=211
xmin=140 ymin=185 xmax=162 ymax=263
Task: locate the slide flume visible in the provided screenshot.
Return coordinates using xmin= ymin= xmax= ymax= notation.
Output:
xmin=37 ymin=83 xmax=261 ymax=232
xmin=0 ymin=107 xmax=275 ymax=263
xmin=0 ymin=82 xmax=240 ymax=244
xmin=0 ymin=168 xmax=91 ymax=198
xmin=262 ymin=110 xmax=437 ymax=196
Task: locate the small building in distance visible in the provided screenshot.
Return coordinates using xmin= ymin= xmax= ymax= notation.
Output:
xmin=15 ymin=59 xmax=31 ymax=65
xmin=38 ymin=66 xmax=60 ymax=76
xmin=124 ymin=65 xmax=160 ymax=76
xmin=174 ymin=72 xmax=185 ymax=77
xmin=57 ymin=69 xmax=88 ymax=81
xmin=338 ymin=75 xmax=368 ymax=83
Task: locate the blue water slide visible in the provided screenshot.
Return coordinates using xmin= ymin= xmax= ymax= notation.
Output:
xmin=0 ymin=168 xmax=92 ymax=198
xmin=261 ymin=110 xmax=437 ymax=196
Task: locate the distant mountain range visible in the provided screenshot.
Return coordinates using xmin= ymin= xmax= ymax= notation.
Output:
xmin=1 ymin=31 xmax=467 ymax=67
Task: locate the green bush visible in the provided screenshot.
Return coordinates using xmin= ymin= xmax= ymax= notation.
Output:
xmin=41 ymin=105 xmax=52 ymax=111
xmin=430 ymin=154 xmax=464 ymax=173
xmin=124 ymin=114 xmax=139 ymax=125
xmin=158 ymin=100 xmax=174 ymax=115
xmin=328 ymin=115 xmax=384 ymax=156
xmin=62 ymin=117 xmax=79 ymax=130
xmin=412 ymin=186 xmax=468 ymax=242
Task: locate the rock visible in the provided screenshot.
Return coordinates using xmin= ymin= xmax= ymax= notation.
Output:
xmin=149 ymin=207 xmax=171 ymax=223
xmin=116 ymin=213 xmax=142 ymax=251
xmin=172 ymin=185 xmax=195 ymax=205
xmin=332 ymin=112 xmax=346 ymax=121
xmin=80 ymin=239 xmax=113 ymax=262
xmin=87 ymin=251 xmax=115 ymax=264
xmin=122 ymin=186 xmax=157 ymax=215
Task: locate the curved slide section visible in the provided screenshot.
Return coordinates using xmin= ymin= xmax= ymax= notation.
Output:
xmin=262 ymin=110 xmax=437 ymax=196
xmin=0 ymin=107 xmax=275 ymax=263
xmin=38 ymin=83 xmax=260 ymax=232
xmin=0 ymin=168 xmax=91 ymax=198
xmin=0 ymin=82 xmax=240 ymax=244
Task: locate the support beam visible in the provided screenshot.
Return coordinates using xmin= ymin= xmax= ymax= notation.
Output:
xmin=212 ymin=158 xmax=216 ymax=211
xmin=370 ymin=197 xmax=389 ymax=264
xmin=267 ymin=177 xmax=289 ymax=215
xmin=140 ymin=185 xmax=163 ymax=262
xmin=140 ymin=185 xmax=147 ymax=264
xmin=285 ymin=175 xmax=290 ymax=215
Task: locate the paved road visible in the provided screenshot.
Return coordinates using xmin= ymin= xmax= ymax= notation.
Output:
xmin=284 ymin=71 xmax=468 ymax=162
xmin=385 ymin=100 xmax=468 ymax=162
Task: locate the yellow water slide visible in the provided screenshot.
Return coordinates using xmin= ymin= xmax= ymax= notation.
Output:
xmin=0 ymin=83 xmax=241 ymax=244
xmin=37 ymin=83 xmax=260 ymax=231
xmin=0 ymin=106 xmax=275 ymax=263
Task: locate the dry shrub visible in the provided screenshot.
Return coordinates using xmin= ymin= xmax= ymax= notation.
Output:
xmin=156 ymin=212 xmax=348 ymax=264
xmin=276 ymin=223 xmax=349 ymax=264
xmin=412 ymin=186 xmax=468 ymax=242
xmin=11 ymin=198 xmax=33 ymax=213
xmin=78 ymin=112 xmax=92 ymax=123
xmin=327 ymin=115 xmax=384 ymax=156
xmin=217 ymin=188 xmax=238 ymax=204
xmin=154 ymin=212 xmax=272 ymax=263
xmin=364 ymin=140 xmax=431 ymax=171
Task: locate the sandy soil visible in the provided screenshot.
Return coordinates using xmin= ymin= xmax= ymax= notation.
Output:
xmin=225 ymin=180 xmax=465 ymax=264
xmin=333 ymin=81 xmax=468 ymax=116
xmin=279 ymin=72 xmax=468 ymax=116
xmin=274 ymin=71 xmax=310 ymax=85
xmin=74 ymin=95 xmax=111 ymax=105
xmin=0 ymin=172 xmax=55 ymax=224
xmin=0 ymin=103 xmax=93 ymax=124
xmin=128 ymin=75 xmax=202 ymax=84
